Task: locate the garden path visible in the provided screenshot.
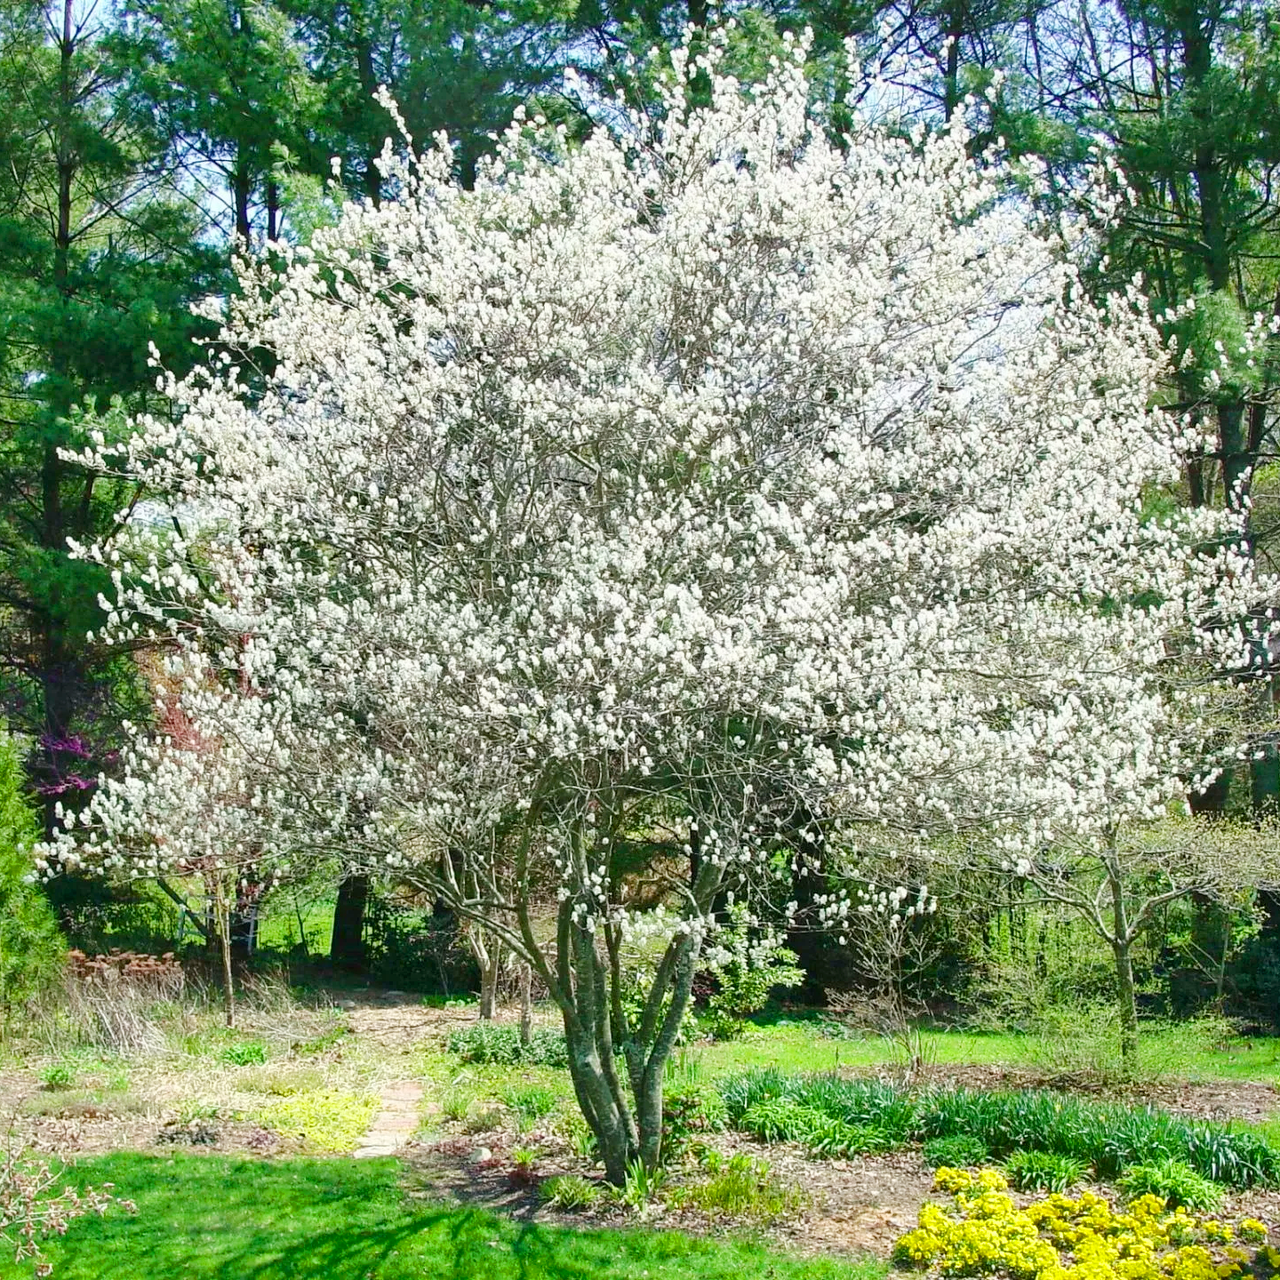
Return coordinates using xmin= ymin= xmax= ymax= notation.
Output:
xmin=354 ymin=1079 xmax=424 ymax=1158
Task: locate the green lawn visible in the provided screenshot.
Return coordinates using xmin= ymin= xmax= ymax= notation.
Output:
xmin=20 ymin=1154 xmax=886 ymax=1280
xmin=693 ymin=1018 xmax=1280 ymax=1085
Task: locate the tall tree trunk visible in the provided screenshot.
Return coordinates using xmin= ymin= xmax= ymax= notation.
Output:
xmin=233 ymin=153 xmax=252 ymax=245
xmin=212 ymin=882 xmax=236 ymax=1029
xmin=351 ymin=8 xmax=381 ymax=205
xmin=1107 ymin=860 xmax=1138 ymax=1068
xmin=329 ymin=873 xmax=368 ymax=968
xmin=266 ymin=179 xmax=279 ymax=242
xmin=1112 ymin=936 xmax=1139 ymax=1068
xmin=39 ymin=0 xmax=79 ymax=835
xmin=942 ymin=1 xmax=965 ymax=122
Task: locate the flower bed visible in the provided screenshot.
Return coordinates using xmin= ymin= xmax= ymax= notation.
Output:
xmin=893 ymin=1167 xmax=1273 ymax=1280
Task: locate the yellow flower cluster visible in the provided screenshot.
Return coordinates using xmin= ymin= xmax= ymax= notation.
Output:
xmin=893 ymin=1168 xmax=1274 ymax=1280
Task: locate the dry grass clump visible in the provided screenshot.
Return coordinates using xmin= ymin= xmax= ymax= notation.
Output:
xmin=60 ymin=951 xmax=184 ymax=1056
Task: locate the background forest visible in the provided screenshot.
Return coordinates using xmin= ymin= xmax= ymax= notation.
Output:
xmin=3 ymin=0 xmax=1280 ymax=1038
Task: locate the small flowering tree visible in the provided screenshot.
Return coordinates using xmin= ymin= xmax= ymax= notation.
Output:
xmin=41 ymin=34 xmax=1269 ymax=1179
xmin=1003 ymin=816 xmax=1280 ymax=1065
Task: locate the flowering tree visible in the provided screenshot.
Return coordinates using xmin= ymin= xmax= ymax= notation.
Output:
xmin=40 ymin=34 xmax=1268 ymax=1179
xmin=1002 ymin=816 xmax=1280 ymax=1064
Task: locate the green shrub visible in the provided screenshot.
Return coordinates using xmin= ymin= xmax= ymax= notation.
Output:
xmin=615 ymin=1157 xmax=666 ymax=1208
xmin=420 ymin=994 xmax=477 ymax=1010
xmin=803 ymin=1116 xmax=896 ymax=1159
xmin=562 ymin=1113 xmax=600 ymax=1161
xmin=1003 ymin=1150 xmax=1088 ymax=1193
xmin=539 ymin=1174 xmax=603 ymax=1210
xmin=0 ymin=734 xmax=64 ymax=1018
xmin=739 ymin=1097 xmax=817 ymax=1143
xmin=923 ymin=1135 xmax=989 ymax=1168
xmin=509 ymin=1145 xmax=538 ymax=1183
xmin=918 ymin=1086 xmax=1276 ymax=1188
xmin=447 ymin=1022 xmax=568 ymax=1068
xmin=699 ymin=907 xmax=804 ymax=1040
xmin=440 ymin=1088 xmax=475 ymax=1122
xmin=1182 ymin=1122 xmax=1278 ymax=1187
xmin=1117 ymin=1160 xmax=1224 ymax=1212
xmin=219 ymin=1040 xmax=267 ymax=1066
xmin=794 ymin=1075 xmax=918 ymax=1142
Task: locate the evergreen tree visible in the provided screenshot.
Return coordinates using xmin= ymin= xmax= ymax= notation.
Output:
xmin=0 ymin=730 xmax=63 ymax=1013
xmin=0 ymin=0 xmax=222 ymax=822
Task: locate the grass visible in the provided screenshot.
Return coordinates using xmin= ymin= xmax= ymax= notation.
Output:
xmin=26 ymin=1154 xmax=887 ymax=1280
xmin=693 ymin=1015 xmax=1280 ymax=1086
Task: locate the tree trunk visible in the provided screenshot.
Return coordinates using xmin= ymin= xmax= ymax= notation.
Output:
xmin=561 ymin=915 xmax=640 ymax=1184
xmin=479 ymin=941 xmax=501 ymax=1020
xmin=233 ymin=154 xmax=252 ymax=245
xmin=519 ymin=961 xmax=533 ymax=1046
xmin=942 ymin=1 xmax=965 ymax=122
xmin=1107 ymin=862 xmax=1137 ymax=1068
xmin=213 ymin=885 xmax=236 ymax=1029
xmin=329 ymin=874 xmax=368 ymax=968
xmin=38 ymin=0 xmax=78 ymax=836
xmin=1112 ymin=937 xmax=1139 ymax=1068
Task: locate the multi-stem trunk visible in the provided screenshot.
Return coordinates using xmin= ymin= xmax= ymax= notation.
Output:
xmin=544 ymin=837 xmax=715 ymax=1183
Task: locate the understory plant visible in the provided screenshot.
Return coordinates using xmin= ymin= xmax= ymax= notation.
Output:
xmin=718 ymin=1069 xmax=1280 ymax=1188
xmin=1 ymin=1139 xmax=131 ymax=1277
xmin=0 ymin=733 xmax=64 ymax=1024
xmin=539 ymin=1174 xmax=603 ymax=1211
xmin=447 ymin=1024 xmax=568 ymax=1069
xmin=698 ymin=906 xmax=804 ymax=1041
xmin=671 ymin=1151 xmax=806 ymax=1222
xmin=1004 ymin=1150 xmax=1089 ymax=1193
xmin=1117 ymin=1160 xmax=1224 ymax=1212
xmin=924 ymin=1135 xmax=990 ymax=1168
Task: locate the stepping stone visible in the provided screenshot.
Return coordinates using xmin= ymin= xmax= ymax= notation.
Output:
xmin=354 ymin=1080 xmax=424 ymax=1159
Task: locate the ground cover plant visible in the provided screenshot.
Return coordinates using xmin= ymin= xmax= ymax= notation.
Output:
xmin=893 ymin=1166 xmax=1273 ymax=1280
xmin=26 ymin=1153 xmax=888 ymax=1280
xmin=447 ymin=1024 xmax=569 ymax=1069
xmin=718 ymin=1069 xmax=1280 ymax=1188
xmin=255 ymin=1090 xmax=381 ymax=1154
xmin=668 ymin=1151 xmax=808 ymax=1223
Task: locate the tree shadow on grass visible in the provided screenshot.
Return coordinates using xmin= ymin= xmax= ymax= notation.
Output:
xmin=39 ymin=1153 xmax=768 ymax=1280
xmin=218 ymin=1204 xmax=613 ymax=1280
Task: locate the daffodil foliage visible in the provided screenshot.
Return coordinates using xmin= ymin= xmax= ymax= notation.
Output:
xmin=40 ymin=34 xmax=1268 ymax=1177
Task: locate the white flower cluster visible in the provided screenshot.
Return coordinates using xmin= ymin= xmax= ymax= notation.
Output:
xmin=38 ymin=35 xmax=1269 ymax=953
